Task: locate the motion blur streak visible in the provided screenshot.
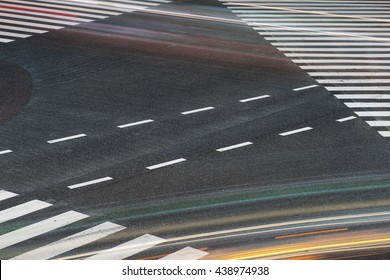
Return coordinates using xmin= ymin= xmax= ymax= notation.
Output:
xmin=224 ymin=233 xmax=390 ymax=260
xmin=275 ymin=228 xmax=349 ymax=240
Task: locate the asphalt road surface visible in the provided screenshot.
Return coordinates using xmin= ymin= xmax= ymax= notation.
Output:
xmin=0 ymin=0 xmax=390 ymax=260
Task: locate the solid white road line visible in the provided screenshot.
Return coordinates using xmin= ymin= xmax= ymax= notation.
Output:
xmin=0 ymin=190 xmax=18 ymax=202
xmin=320 ymin=80 xmax=390 ymax=84
xmin=0 ymin=211 xmax=88 ymax=250
xmin=239 ymin=94 xmax=270 ymax=102
xmin=12 ymin=222 xmax=126 ymax=260
xmin=355 ymin=111 xmax=390 ymax=117
xmin=366 ymin=121 xmax=390 ymax=126
xmin=216 ymin=142 xmax=253 ymax=152
xmin=47 ymin=133 xmax=87 ymax=144
xmin=345 ymin=102 xmax=390 ymax=108
xmin=0 ymin=149 xmax=12 ymax=155
xmin=336 ymin=116 xmax=357 ymax=122
xmin=293 ymin=84 xmax=318 ymax=91
xmin=326 ymin=86 xmax=390 ymax=91
xmin=147 ymin=158 xmax=186 ymax=170
xmin=181 ymin=107 xmax=215 ymax=115
xmin=86 ymin=234 xmax=165 ymax=260
xmin=0 ymin=200 xmax=52 ymax=225
xmin=117 ymin=119 xmax=154 ymax=128
xmin=67 ymin=177 xmax=113 ymax=190
xmin=335 ymin=94 xmax=390 ymax=99
xmin=161 ymin=247 xmax=209 ymax=260
xmin=378 ymin=131 xmax=390 ymax=137
xmin=279 ymin=127 xmax=313 ymax=136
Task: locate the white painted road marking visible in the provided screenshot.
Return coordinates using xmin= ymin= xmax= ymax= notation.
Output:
xmin=356 ymin=111 xmax=390 ymax=117
xmin=67 ymin=177 xmax=113 ymax=190
xmin=293 ymin=84 xmax=319 ymax=92
xmin=181 ymin=107 xmax=215 ymax=115
xmin=335 ymin=94 xmax=390 ymax=99
xmin=12 ymin=222 xmax=126 ymax=260
xmin=239 ymin=94 xmax=270 ymax=103
xmin=0 ymin=190 xmax=18 ymax=202
xmin=0 ymin=211 xmax=88 ymax=250
xmin=366 ymin=121 xmax=390 ymax=127
xmin=279 ymin=127 xmax=313 ymax=136
xmin=345 ymin=102 xmax=390 ymax=108
xmin=161 ymin=246 xmax=209 ymax=260
xmin=147 ymin=158 xmax=187 ymax=170
xmin=47 ymin=133 xmax=87 ymax=144
xmin=86 ymin=234 xmax=165 ymax=260
xmin=0 ymin=149 xmax=12 ymax=155
xmin=336 ymin=116 xmax=357 ymax=122
xmin=117 ymin=119 xmax=154 ymax=128
xmin=378 ymin=131 xmax=390 ymax=137
xmin=216 ymin=142 xmax=253 ymax=152
xmin=0 ymin=200 xmax=52 ymax=225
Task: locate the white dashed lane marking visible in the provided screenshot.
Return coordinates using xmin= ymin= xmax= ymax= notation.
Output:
xmin=279 ymin=127 xmax=313 ymax=136
xmin=47 ymin=133 xmax=87 ymax=144
xmin=216 ymin=142 xmax=253 ymax=152
xmin=0 ymin=149 xmax=12 ymax=155
xmin=147 ymin=158 xmax=187 ymax=170
xmin=239 ymin=94 xmax=270 ymax=103
xmin=67 ymin=177 xmax=113 ymax=190
xmin=117 ymin=119 xmax=154 ymax=128
xmin=181 ymin=107 xmax=215 ymax=115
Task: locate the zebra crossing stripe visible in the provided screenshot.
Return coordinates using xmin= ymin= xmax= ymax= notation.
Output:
xmin=161 ymin=247 xmax=209 ymax=260
xmin=86 ymin=234 xmax=165 ymax=260
xmin=12 ymin=222 xmax=126 ymax=260
xmin=0 ymin=190 xmax=18 ymax=202
xmin=221 ymin=0 xmax=390 ymax=139
xmin=0 ymin=200 xmax=52 ymax=225
xmin=0 ymin=0 xmax=172 ymax=44
xmin=0 ymin=211 xmax=88 ymax=250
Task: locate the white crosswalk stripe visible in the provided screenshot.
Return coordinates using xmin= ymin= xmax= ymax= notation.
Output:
xmin=0 ymin=190 xmax=18 ymax=202
xmin=12 ymin=222 xmax=126 ymax=260
xmin=161 ymin=247 xmax=209 ymax=260
xmin=0 ymin=191 xmax=206 ymax=260
xmin=0 ymin=0 xmax=172 ymax=43
xmin=85 ymin=233 xmax=165 ymax=259
xmin=0 ymin=210 xmax=88 ymax=250
xmin=221 ymin=0 xmax=390 ymax=139
xmin=0 ymin=200 xmax=52 ymax=224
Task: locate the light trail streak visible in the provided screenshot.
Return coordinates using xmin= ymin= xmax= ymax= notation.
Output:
xmin=275 ymin=228 xmax=349 ymax=239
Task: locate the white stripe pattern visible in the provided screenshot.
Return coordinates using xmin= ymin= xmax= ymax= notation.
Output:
xmin=0 ymin=0 xmax=172 ymax=44
xmin=0 ymin=191 xmax=206 ymax=260
xmin=220 ymin=0 xmax=390 ymax=139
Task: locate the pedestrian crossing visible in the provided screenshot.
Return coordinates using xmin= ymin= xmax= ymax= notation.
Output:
xmin=0 ymin=189 xmax=208 ymax=260
xmin=0 ymin=0 xmax=171 ymax=44
xmin=220 ymin=0 xmax=390 ymax=139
